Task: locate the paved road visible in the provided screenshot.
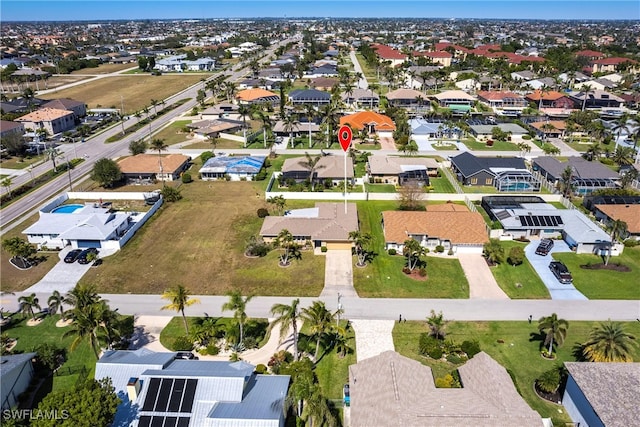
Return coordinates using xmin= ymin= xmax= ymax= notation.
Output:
xmin=2 ymin=293 xmax=638 ymax=322
xmin=349 ymin=50 xmax=368 ymax=89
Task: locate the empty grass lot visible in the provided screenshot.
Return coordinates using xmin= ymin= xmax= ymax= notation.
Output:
xmin=393 ymin=320 xmax=640 ymax=425
xmin=150 ymin=120 xmax=194 ymax=146
xmin=553 ymin=247 xmax=640 ymax=299
xmin=352 ymin=201 xmax=469 ymax=298
xmin=491 ymin=241 xmax=551 ymax=299
xmin=80 ymin=181 xmax=325 ymax=296
xmin=39 ymin=74 xmax=211 ymax=115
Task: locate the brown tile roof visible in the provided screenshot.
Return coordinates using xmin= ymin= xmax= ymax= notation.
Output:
xmin=259 ymin=202 xmax=358 ymax=241
xmin=382 ymin=209 xmax=488 ymax=245
xmin=236 ymin=88 xmax=279 ymax=102
xmin=371 ymin=44 xmax=407 ymax=60
xmin=118 ymin=154 xmax=190 ymax=174
xmin=526 ymin=90 xmax=568 ymax=101
xmin=281 ymin=156 xmax=354 ymax=179
xmin=477 ymin=90 xmax=524 ymax=101
xmin=349 ymin=351 xmax=542 ymax=427
xmin=15 ymin=107 xmax=73 ymax=122
xmin=367 ymin=156 xmax=439 ymax=175
xmin=565 ymin=362 xmax=640 ymax=427
xmin=530 ymin=120 xmax=567 ymax=131
xmin=385 ymin=88 xmax=425 ymax=101
xmin=595 ymin=204 xmax=640 ymax=233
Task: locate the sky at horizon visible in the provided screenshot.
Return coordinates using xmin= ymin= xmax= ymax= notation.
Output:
xmin=1 ymin=1 xmax=639 ymax=22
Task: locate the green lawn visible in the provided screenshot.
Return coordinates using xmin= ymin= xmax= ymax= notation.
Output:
xmin=151 ymin=120 xmax=194 ymax=146
xmin=393 ymin=320 xmax=640 ymax=426
xmin=461 ymin=185 xmax=498 ymax=194
xmin=353 ymin=201 xmax=469 ymax=298
xmin=364 ymin=183 xmax=396 ymax=193
xmin=461 ymin=139 xmax=520 ymax=151
xmin=432 ymin=142 xmax=459 ymax=151
xmin=0 ymin=155 xmax=44 ymax=169
xmin=553 ymin=247 xmax=640 ymax=299
xmin=428 ymin=176 xmax=456 ymax=193
xmin=354 ymin=143 xmax=381 ymax=150
xmin=491 ymin=241 xmax=551 ymax=299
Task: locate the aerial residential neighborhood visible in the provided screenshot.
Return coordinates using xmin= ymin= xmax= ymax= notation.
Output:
xmin=1 ymin=2 xmax=639 ymax=427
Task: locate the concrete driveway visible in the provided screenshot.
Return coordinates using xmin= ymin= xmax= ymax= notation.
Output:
xmin=321 ymin=250 xmax=358 ymax=298
xmin=457 ymin=253 xmax=509 ymax=299
xmin=25 ymin=248 xmax=94 ymax=293
xmin=525 ymin=240 xmax=588 ymax=300
xmin=350 ymin=319 xmax=395 ymax=362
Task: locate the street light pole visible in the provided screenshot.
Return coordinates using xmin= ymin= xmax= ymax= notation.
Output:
xmin=120 ymin=95 xmax=126 ymax=135
xmin=64 ymin=157 xmax=73 ymax=191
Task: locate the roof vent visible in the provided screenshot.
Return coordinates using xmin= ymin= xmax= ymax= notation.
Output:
xmin=127 ymin=377 xmax=140 ymax=402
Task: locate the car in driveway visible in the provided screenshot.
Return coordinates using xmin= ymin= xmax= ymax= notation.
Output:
xmin=535 ymin=239 xmax=554 ymax=256
xmin=549 ymin=261 xmax=573 ymax=284
xmin=64 ymin=249 xmax=83 ymax=263
xmin=77 ymin=248 xmax=99 ymax=264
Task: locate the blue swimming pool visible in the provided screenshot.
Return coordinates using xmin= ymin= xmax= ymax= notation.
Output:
xmin=502 ymin=182 xmax=532 ymax=191
xmin=51 ymin=204 xmax=83 ymax=214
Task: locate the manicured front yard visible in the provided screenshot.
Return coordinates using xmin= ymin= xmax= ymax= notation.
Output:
xmin=149 ymin=120 xmax=193 ymax=146
xmin=393 ymin=320 xmax=640 ymax=425
xmin=80 ymin=181 xmax=324 ymax=296
xmin=460 ymin=139 xmax=520 ymax=151
xmin=353 ymin=201 xmax=469 ymax=298
xmin=553 ymin=247 xmax=640 ymax=299
xmin=491 ymin=241 xmax=551 ymax=299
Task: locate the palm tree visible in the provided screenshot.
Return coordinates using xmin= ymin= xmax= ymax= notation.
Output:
xmin=207 ymin=134 xmax=219 ymax=155
xmin=403 ymin=239 xmax=426 ymax=272
xmin=267 ymin=195 xmax=286 ymax=215
xmin=161 ymin=285 xmax=200 ymax=335
xmin=301 ymin=152 xmax=323 ymax=191
xmin=48 ymin=290 xmax=66 ymax=320
xmin=221 ymin=291 xmax=254 ymax=346
xmin=584 ymin=143 xmax=602 ymax=161
xmin=559 ymin=166 xmax=575 ymax=199
xmin=1 ymin=177 xmax=13 ymax=198
xmin=320 ymin=103 xmax=340 ymax=148
xmin=538 ymin=313 xmax=569 ymax=356
xmin=45 ymin=147 xmax=61 ymax=172
xmin=255 ymin=110 xmax=273 ymax=149
xmin=304 ymin=104 xmax=316 ymax=148
xmin=483 ymin=238 xmax=505 ymax=264
xmin=582 ymin=320 xmax=637 ymax=362
xmin=270 ymin=298 xmax=302 ymax=361
xmin=283 ymin=114 xmax=297 ymax=149
xmin=149 ymin=138 xmax=168 ymax=183
xmin=580 ymin=84 xmax=593 ymax=111
xmin=18 ymin=293 xmax=41 ymax=321
xmin=63 ymin=302 xmax=104 ymax=359
xmin=301 ymin=301 xmax=334 ymax=360
xmin=303 ymin=387 xmax=337 ymax=427
xmin=605 ymin=219 xmax=628 ymax=266
xmin=612 ymin=146 xmax=634 ymax=167
xmin=150 ymin=98 xmax=159 ymax=116
xmin=349 ymin=231 xmax=371 ymax=266
xmin=95 ymin=300 xmax=121 ymax=350
xmin=426 ymin=310 xmax=448 ymax=339
xmin=238 ymin=104 xmax=251 ymax=148
xmin=65 ymin=283 xmax=100 ymax=312
xmin=611 ymin=115 xmax=630 ymax=152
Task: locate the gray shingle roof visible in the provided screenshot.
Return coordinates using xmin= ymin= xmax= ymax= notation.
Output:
xmin=451 ymin=151 xmax=526 ymax=178
xmin=349 ymin=351 xmax=542 ymax=427
xmin=533 ymin=156 xmax=619 ymax=180
xmin=368 ymin=156 xmax=439 ymax=175
xmin=565 ymin=362 xmax=640 ymax=427
xmin=281 ymin=156 xmax=354 ymax=179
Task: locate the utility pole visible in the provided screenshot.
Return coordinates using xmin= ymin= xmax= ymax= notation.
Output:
xmin=120 ymin=95 xmax=126 ymax=135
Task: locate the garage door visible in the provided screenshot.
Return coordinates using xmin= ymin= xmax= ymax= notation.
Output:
xmin=326 ymin=242 xmax=352 ymax=251
xmin=76 ymin=240 xmax=102 ymax=248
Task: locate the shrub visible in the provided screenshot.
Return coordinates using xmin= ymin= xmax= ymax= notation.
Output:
xmin=255 ymin=168 xmax=267 ymax=181
xmin=257 ymin=208 xmax=269 ymax=218
xmin=461 ymin=340 xmax=481 ymax=358
xmin=255 ymin=364 xmax=267 ymax=374
xmin=435 ymin=374 xmax=456 ymax=388
xmin=536 ymin=367 xmax=561 ymax=393
xmin=402 ymin=266 xmax=411 ymax=274
xmin=171 ymin=336 xmax=193 ymax=351
xmin=206 ymin=344 xmax=219 ymax=355
xmin=161 ymin=186 xmax=182 ymax=202
xmin=181 ymin=172 xmax=192 ymax=183
xmin=435 ymin=245 xmax=445 ymax=253
xmin=246 ymin=236 xmax=270 ymax=257
xmin=320 ymin=246 xmax=328 ymax=253
xmin=419 ymin=334 xmax=443 ymax=359
xmin=388 ymin=248 xmax=397 ymax=256
xmin=200 ymin=151 xmax=214 ymax=163
xmin=624 ymin=239 xmax=639 ymax=247
xmin=447 ymin=248 xmax=454 ymax=256
xmin=507 ymin=246 xmax=525 ymax=266
xmin=522 ymin=135 xmax=531 ymax=140
xmin=446 ymin=353 xmax=463 ymax=364
xmin=418 ymin=267 xmax=427 ymax=277
xmin=599 ymin=158 xmax=615 ymax=166
xmin=243 ymin=336 xmax=258 ymax=349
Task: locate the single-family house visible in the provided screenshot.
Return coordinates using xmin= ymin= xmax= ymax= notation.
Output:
xmin=41 ymin=98 xmax=87 ymax=121
xmin=593 ymin=204 xmax=640 ymax=240
xmin=481 ymin=195 xmax=612 ymax=253
xmin=236 ymin=88 xmax=280 ymax=105
xmin=371 ymin=43 xmax=407 ymax=67
xmin=575 ymin=78 xmax=617 ymax=92
xmin=238 ymin=78 xmax=276 ymax=90
xmin=155 ymin=55 xmax=215 ymax=72
xmin=382 ymin=204 xmax=488 ymax=253
xmin=367 ymin=156 xmax=438 ymax=186
xmin=522 ymin=77 xmax=557 ymax=91
xmin=349 ymin=351 xmax=543 ymax=427
xmin=199 ymin=103 xmax=239 ymax=120
xmin=530 ymin=120 xmax=567 ymax=139
xmin=342 ymin=88 xmax=379 ymax=108
xmin=0 ymin=120 xmax=24 ymax=141
xmin=339 ymin=111 xmax=396 ymax=138
xmin=95 ymin=349 xmax=289 ymax=427
xmin=412 ymin=50 xmax=452 ymax=67
xmin=272 ymin=120 xmax=320 ymax=138
xmin=591 ymin=57 xmax=639 ymax=74
xmin=525 ymin=90 xmax=574 ymax=110
xmin=454 ymin=78 xmax=481 ymax=92
xmin=511 ymin=70 xmax=536 ymax=81
xmin=260 ymin=202 xmax=358 ymax=250
xmin=409 ymin=118 xmax=446 ymax=139
xmin=200 ymin=155 xmax=266 ymax=181
xmin=532 ymin=156 xmax=619 ymax=196
xmin=432 ymin=90 xmax=475 ymax=113
xmin=305 ymin=65 xmax=338 ymax=78
xmin=476 ymin=91 xmax=527 ymax=112
xmin=118 ymin=154 xmax=191 ymax=184
xmin=450 ymin=151 xmax=540 ymax=192
xmin=385 ymin=88 xmax=428 ymax=108
xmin=563 ymin=362 xmax=640 ymax=427
xmin=287 ymin=89 xmax=331 ymax=106
xmin=0 ymin=97 xmax=46 ymax=114
xmin=187 ymin=118 xmax=244 ymax=138
xmin=15 ymin=108 xmax=75 ymax=135
xmin=280 ymin=155 xmax=354 ymax=186
xmin=568 ymin=90 xmax=624 ymax=110
xmin=1 ymin=353 xmax=36 ymax=411
xmin=468 ymin=123 xmax=529 ymax=140
xmin=310 ymin=77 xmax=339 ymax=90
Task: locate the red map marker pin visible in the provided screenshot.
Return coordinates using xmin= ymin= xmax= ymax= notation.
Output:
xmin=338 ymin=125 xmax=352 ymax=152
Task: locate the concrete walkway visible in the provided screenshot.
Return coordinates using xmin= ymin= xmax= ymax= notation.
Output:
xmin=457 ymin=253 xmax=509 ymax=299
xmin=321 ymin=250 xmax=358 ymax=298
xmin=350 ymin=319 xmax=395 ymax=362
xmin=129 ymin=315 xmax=173 ymax=352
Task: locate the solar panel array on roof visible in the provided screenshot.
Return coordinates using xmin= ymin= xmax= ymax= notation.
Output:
xmin=142 ymin=378 xmax=198 ymax=413
xmin=518 ymin=215 xmax=563 ymax=227
xmin=138 ymin=416 xmax=190 ymax=427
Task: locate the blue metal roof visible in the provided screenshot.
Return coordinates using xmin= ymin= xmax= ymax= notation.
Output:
xmin=200 ymin=155 xmax=266 ymax=174
xmin=208 ymin=374 xmax=290 ymax=420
